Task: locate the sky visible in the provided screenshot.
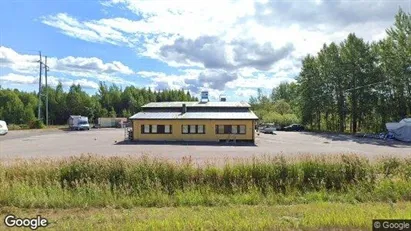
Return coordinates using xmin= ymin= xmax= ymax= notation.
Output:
xmin=0 ymin=0 xmax=410 ymax=102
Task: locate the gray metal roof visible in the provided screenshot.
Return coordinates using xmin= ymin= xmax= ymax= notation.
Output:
xmin=142 ymin=101 xmax=251 ymax=108
xmin=130 ymin=111 xmax=258 ymax=120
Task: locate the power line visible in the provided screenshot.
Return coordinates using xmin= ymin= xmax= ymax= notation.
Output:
xmin=344 ymin=67 xmax=411 ymax=92
xmin=344 ymin=80 xmax=390 ymax=92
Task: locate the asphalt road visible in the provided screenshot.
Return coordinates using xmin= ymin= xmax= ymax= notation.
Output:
xmin=1 ymin=129 xmax=411 ymax=162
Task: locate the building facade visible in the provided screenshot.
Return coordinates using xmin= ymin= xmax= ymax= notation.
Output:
xmin=129 ymin=101 xmax=259 ymax=142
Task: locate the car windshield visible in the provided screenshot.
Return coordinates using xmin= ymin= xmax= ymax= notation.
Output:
xmin=79 ymin=121 xmax=88 ymax=125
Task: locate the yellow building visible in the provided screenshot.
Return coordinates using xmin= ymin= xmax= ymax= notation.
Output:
xmin=129 ymin=101 xmax=259 ymax=143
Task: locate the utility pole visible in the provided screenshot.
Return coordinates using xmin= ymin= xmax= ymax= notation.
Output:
xmin=44 ymin=56 xmax=49 ymax=126
xmin=37 ymin=51 xmax=42 ymax=120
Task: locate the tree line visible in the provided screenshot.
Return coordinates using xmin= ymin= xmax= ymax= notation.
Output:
xmin=250 ymin=9 xmax=411 ymax=133
xmin=0 ymin=82 xmax=197 ymax=126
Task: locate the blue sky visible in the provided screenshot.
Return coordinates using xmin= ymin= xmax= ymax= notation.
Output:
xmin=1 ymin=0 xmax=409 ymax=101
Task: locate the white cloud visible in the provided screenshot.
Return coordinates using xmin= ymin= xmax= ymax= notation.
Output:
xmin=235 ymin=88 xmax=257 ymax=98
xmin=36 ymin=0 xmax=411 ymax=97
xmin=0 ymin=46 xmax=134 ymax=85
xmin=63 ymin=78 xmax=100 ymax=89
xmin=0 ymin=73 xmax=37 ymax=84
xmin=226 ymin=73 xmax=296 ymax=90
xmin=0 ymin=73 xmax=99 ymax=89
xmin=41 ymin=13 xmax=131 ymax=46
xmin=0 ymin=47 xmax=39 ymax=73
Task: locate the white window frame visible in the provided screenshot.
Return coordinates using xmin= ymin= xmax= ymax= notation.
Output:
xmin=144 ymin=125 xmax=150 ymax=133
xmin=239 ymin=125 xmax=246 ymax=134
xmin=198 ymin=125 xmax=204 ymax=134
xmin=232 ymin=125 xmax=238 ymax=134
xmin=165 ymin=125 xmax=170 ymax=134
xmin=217 ymin=125 xmax=224 ymax=134
xmin=190 ymin=125 xmax=196 ymax=134
xmin=151 ymin=125 xmax=157 ymax=133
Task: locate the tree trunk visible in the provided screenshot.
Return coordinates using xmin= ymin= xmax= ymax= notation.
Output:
xmin=338 ymin=91 xmax=344 ymax=132
xmin=325 ymin=111 xmax=329 ymax=131
xmin=317 ymin=110 xmax=321 ymax=131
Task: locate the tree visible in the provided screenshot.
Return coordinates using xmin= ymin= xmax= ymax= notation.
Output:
xmin=274 ymin=100 xmax=291 ymax=115
xmin=297 ymin=54 xmax=321 ymax=129
xmin=109 ymin=107 xmax=117 ymax=118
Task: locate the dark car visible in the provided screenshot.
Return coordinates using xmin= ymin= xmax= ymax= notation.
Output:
xmin=283 ymin=124 xmax=305 ymax=131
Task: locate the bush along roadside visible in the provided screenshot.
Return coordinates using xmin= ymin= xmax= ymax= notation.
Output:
xmin=1 ymin=154 xmax=411 ymax=208
xmin=7 ymin=120 xmax=45 ymax=130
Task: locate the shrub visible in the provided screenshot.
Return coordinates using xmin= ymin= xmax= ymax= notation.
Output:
xmin=7 ymin=124 xmax=22 ymax=130
xmin=28 ymin=119 xmax=45 ymax=129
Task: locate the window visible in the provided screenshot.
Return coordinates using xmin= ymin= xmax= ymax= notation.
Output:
xmin=239 ymin=125 xmax=246 ymax=134
xmin=216 ymin=125 xmax=246 ymax=134
xmin=231 ymin=125 xmax=237 ymax=134
xmin=144 ymin=125 xmax=150 ymax=133
xmin=197 ymin=125 xmax=204 ymax=134
xmin=142 ymin=125 xmax=172 ymax=134
xmin=182 ymin=125 xmax=189 ymax=134
xmin=216 ymin=125 xmax=225 ymax=134
xmin=189 ymin=125 xmax=196 ymax=134
xmin=165 ymin=125 xmax=170 ymax=134
xmin=182 ymin=125 xmax=205 ymax=134
xmin=152 ymin=125 xmax=157 ymax=133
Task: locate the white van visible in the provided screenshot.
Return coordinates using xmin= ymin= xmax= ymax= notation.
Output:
xmin=0 ymin=120 xmax=8 ymax=135
xmin=68 ymin=115 xmax=90 ymax=131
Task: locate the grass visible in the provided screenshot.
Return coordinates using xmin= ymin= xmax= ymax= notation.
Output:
xmin=7 ymin=124 xmax=67 ymax=131
xmin=1 ymin=154 xmax=411 ymax=208
xmin=1 ymin=154 xmax=411 ymax=230
xmin=2 ymin=202 xmax=411 ymax=230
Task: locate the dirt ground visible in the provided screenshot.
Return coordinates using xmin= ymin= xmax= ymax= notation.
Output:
xmin=1 ymin=128 xmax=411 ymax=162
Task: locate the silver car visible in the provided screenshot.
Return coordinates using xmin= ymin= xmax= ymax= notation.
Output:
xmin=260 ymin=126 xmax=276 ymax=134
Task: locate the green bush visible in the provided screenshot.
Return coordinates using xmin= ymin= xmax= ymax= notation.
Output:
xmin=7 ymin=124 xmax=22 ymax=130
xmin=7 ymin=124 xmax=30 ymax=130
xmin=28 ymin=119 xmax=45 ymax=129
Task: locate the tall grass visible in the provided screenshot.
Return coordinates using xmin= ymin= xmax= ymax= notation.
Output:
xmin=1 ymin=154 xmax=411 ymax=208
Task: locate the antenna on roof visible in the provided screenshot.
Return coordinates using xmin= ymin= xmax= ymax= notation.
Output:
xmin=200 ymin=91 xmax=209 ymax=103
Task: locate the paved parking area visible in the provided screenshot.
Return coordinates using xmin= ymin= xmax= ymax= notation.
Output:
xmin=1 ymin=128 xmax=411 ymax=162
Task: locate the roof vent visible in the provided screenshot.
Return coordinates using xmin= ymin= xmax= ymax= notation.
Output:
xmin=200 ymin=91 xmax=209 ymax=103
xmin=219 ymin=94 xmax=226 ymax=102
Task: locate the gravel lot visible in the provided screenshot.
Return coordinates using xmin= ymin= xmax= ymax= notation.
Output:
xmin=1 ymin=128 xmax=411 ymax=162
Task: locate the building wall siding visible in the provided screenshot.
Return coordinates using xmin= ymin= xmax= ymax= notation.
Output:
xmin=132 ymin=119 xmax=255 ymax=142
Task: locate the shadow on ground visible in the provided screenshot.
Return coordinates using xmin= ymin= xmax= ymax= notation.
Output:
xmin=302 ymin=131 xmax=411 ymax=148
xmin=115 ymin=140 xmax=257 ymax=147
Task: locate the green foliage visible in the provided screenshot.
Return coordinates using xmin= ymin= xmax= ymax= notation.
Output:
xmin=3 ymin=203 xmax=411 ymax=230
xmin=122 ymin=109 xmax=132 ymax=118
xmin=22 ymin=105 xmax=36 ymax=122
xmin=28 ymin=119 xmax=45 ymax=129
xmin=109 ymin=107 xmax=117 ymax=118
xmin=273 ymin=99 xmax=291 ymax=115
xmin=0 ymin=155 xmax=411 ymax=209
xmin=7 ymin=124 xmax=29 ymax=130
xmin=250 ymin=8 xmax=411 ymax=133
xmin=0 ymin=82 xmax=197 ymax=126
xmin=250 ymin=87 xmax=299 ymax=125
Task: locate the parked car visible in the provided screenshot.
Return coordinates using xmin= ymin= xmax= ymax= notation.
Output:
xmin=0 ymin=120 xmax=8 ymax=135
xmin=260 ymin=126 xmax=277 ymax=134
xmin=283 ymin=124 xmax=305 ymax=131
